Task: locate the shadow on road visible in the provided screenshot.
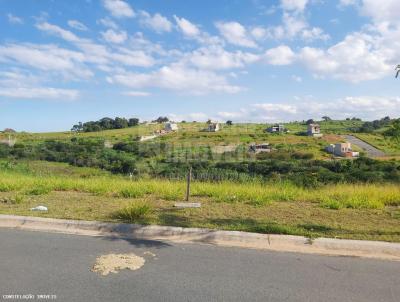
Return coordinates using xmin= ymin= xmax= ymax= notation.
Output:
xmin=102 ymin=235 xmax=172 ymax=249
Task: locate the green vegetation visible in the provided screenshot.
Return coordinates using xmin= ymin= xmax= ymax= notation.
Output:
xmin=0 ymin=160 xmax=399 ymax=242
xmin=71 ymin=116 xmax=140 ymax=132
xmin=114 ymin=202 xmax=153 ymax=222
xmin=0 ymin=119 xmax=399 ymax=242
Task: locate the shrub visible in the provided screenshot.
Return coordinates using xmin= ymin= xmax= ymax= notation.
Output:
xmin=26 ymin=185 xmax=51 ymax=195
xmin=115 ymin=202 xmax=153 ymax=222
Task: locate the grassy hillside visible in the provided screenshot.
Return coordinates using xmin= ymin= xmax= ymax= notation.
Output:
xmin=0 ymin=120 xmax=375 ymax=159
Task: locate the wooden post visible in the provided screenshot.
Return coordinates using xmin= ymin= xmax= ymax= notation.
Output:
xmin=185 ymin=166 xmax=192 ymax=202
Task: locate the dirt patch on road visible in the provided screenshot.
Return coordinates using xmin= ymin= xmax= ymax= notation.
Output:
xmin=92 ymin=253 xmax=145 ymax=276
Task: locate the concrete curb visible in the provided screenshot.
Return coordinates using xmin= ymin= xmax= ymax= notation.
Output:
xmin=1 ymin=214 xmax=399 ymax=261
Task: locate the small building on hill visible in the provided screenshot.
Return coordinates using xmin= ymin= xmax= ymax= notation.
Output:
xmin=266 ymin=124 xmax=285 ymax=133
xmin=326 ymin=142 xmax=359 ymax=157
xmin=307 ymin=123 xmax=322 ymax=137
xmin=207 ymin=123 xmax=220 ymax=132
xmin=249 ymin=143 xmax=271 ymax=154
xmin=164 ymin=122 xmax=178 ymax=132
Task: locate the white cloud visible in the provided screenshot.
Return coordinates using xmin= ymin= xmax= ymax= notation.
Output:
xmin=0 ymin=87 xmax=79 ymax=100
xmin=102 ymin=0 xmax=135 ymax=18
xmin=0 ymin=70 xmax=79 ymax=101
xmin=360 ymin=0 xmax=400 ymax=24
xmin=260 ymin=11 xmax=329 ymax=41
xmin=215 ymin=21 xmax=257 ymax=48
xmin=98 ymin=17 xmax=118 ymax=29
xmin=183 ymin=45 xmax=259 ymax=70
xmin=36 ymin=22 xmax=81 ymax=43
xmin=280 ymin=0 xmax=308 ymax=12
xmin=67 ymin=20 xmax=88 ymax=31
xmin=108 ymin=64 xmax=242 ymax=95
xmin=139 ymin=11 xmax=172 ymax=33
xmin=173 ymin=15 xmax=200 ymax=37
xmin=122 ymin=91 xmax=151 ymax=97
xmin=301 ymin=27 xmax=330 ymax=41
xmin=251 ymin=27 xmax=267 ymax=40
xmin=101 ymin=29 xmax=127 ymax=43
xmin=111 ymin=48 xmax=155 ymax=67
xmin=35 ymin=21 xmax=155 ymax=68
xmin=264 ymin=45 xmax=295 ymax=65
xmin=299 ymin=32 xmax=392 ymax=82
xmin=7 ymin=13 xmax=23 ymax=25
xmin=0 ymin=44 xmax=92 ymax=79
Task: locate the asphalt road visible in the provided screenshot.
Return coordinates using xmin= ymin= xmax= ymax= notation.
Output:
xmin=344 ymin=135 xmax=386 ymax=157
xmin=0 ymin=229 xmax=399 ymax=302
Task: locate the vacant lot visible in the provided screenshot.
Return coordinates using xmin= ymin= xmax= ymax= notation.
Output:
xmin=0 ymin=161 xmax=399 ymax=242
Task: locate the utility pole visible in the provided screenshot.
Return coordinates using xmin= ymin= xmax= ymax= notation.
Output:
xmin=185 ymin=166 xmax=192 ymax=202
xmin=174 ymin=165 xmax=201 ymax=208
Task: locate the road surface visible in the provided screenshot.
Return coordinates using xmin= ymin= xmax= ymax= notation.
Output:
xmin=344 ymin=135 xmax=385 ymax=157
xmin=0 ymin=228 xmax=399 ymax=302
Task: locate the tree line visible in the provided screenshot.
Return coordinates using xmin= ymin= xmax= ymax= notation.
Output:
xmin=71 ymin=117 xmax=139 ymax=132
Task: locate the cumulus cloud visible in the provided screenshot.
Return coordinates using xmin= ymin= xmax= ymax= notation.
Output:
xmin=174 ymin=15 xmax=201 ymax=37
xmin=280 ymin=0 xmax=309 ymax=11
xmin=108 ymin=64 xmax=242 ymax=95
xmin=139 ymin=11 xmax=172 ymax=33
xmin=264 ymin=45 xmax=295 ymax=65
xmin=359 ymin=0 xmax=400 ymax=24
xmin=299 ymin=32 xmax=392 ymax=82
xmin=7 ymin=13 xmax=23 ymax=25
xmin=102 ymin=0 xmax=135 ymax=18
xmin=67 ymin=20 xmax=88 ymax=31
xmin=215 ymin=21 xmax=257 ymax=48
xmin=101 ymin=29 xmax=127 ymax=43
xmin=182 ymin=45 xmax=259 ymax=70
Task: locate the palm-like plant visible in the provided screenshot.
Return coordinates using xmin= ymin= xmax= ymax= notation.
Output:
xmin=396 ymin=65 xmax=400 ymax=78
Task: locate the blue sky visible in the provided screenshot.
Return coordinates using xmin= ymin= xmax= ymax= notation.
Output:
xmin=0 ymin=0 xmax=399 ymax=132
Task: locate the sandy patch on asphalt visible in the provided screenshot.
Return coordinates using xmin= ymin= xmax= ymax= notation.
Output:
xmin=92 ymin=253 xmax=145 ymax=276
xmin=143 ymin=251 xmax=156 ymax=257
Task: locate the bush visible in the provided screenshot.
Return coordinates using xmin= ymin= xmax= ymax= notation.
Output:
xmin=115 ymin=202 xmax=153 ymax=222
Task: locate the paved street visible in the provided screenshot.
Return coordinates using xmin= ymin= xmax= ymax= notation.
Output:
xmin=344 ymin=135 xmax=386 ymax=157
xmin=0 ymin=228 xmax=399 ymax=302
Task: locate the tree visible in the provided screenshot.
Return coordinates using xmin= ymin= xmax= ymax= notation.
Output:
xmin=322 ymin=116 xmax=331 ymax=121
xmin=71 ymin=122 xmax=83 ymax=132
xmin=99 ymin=117 xmax=114 ymax=130
xmin=153 ymin=116 xmax=169 ymax=123
xmin=226 ymin=120 xmax=233 ymax=126
xmin=384 ymin=119 xmax=400 ymax=142
xmin=306 ymin=119 xmax=315 ymax=125
xmin=114 ymin=117 xmax=129 ymax=129
xmin=396 ymin=65 xmax=400 ymax=78
xmin=128 ymin=118 xmax=139 ymax=127
xmin=206 ymin=119 xmax=212 ymax=124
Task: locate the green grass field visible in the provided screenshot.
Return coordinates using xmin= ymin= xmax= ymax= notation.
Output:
xmin=0 ymin=160 xmax=399 ymax=242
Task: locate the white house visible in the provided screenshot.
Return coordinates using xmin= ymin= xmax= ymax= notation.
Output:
xmin=208 ymin=123 xmax=220 ymax=132
xmin=326 ymin=142 xmax=359 ymax=157
xmin=164 ymin=122 xmax=178 ymax=132
xmin=307 ymin=123 xmax=322 ymax=137
xmin=266 ymin=124 xmax=285 ymax=133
